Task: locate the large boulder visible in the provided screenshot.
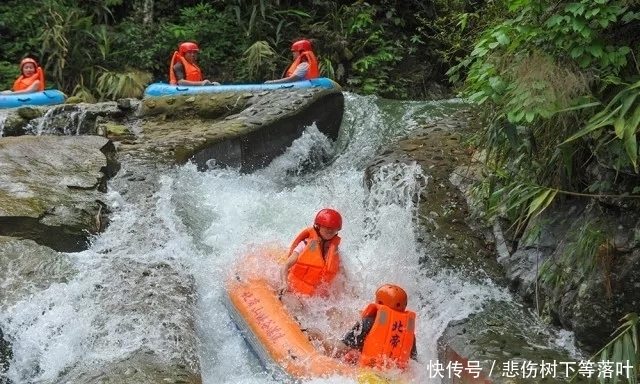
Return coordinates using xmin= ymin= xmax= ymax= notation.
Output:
xmin=440 ymin=300 xmax=590 ymax=384
xmin=0 ymin=103 xmax=135 ymax=137
xmin=0 ymin=136 xmax=119 ymax=252
xmin=502 ymin=201 xmax=640 ymax=351
xmin=50 ymin=260 xmax=201 ymax=384
xmin=0 ymin=237 xmax=74 ymax=309
xmin=127 ymin=88 xmax=344 ymax=172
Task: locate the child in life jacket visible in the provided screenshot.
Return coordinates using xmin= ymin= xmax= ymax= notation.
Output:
xmin=169 ymin=42 xmax=219 ymax=86
xmin=279 ymin=208 xmax=346 ymax=312
xmin=1 ymin=58 xmax=45 ymax=94
xmin=264 ymin=39 xmax=319 ymax=84
xmin=305 ymin=284 xmax=418 ymax=371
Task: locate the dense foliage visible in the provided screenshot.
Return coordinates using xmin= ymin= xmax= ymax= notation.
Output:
xmin=0 ymin=0 xmax=479 ymax=100
xmin=447 ymin=0 xmax=639 ymax=376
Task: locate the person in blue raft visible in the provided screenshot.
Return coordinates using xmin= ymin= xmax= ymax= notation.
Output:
xmin=265 ymin=39 xmax=319 ymax=84
xmin=169 ymin=42 xmax=220 ymax=86
xmin=304 ymin=284 xmax=418 ymax=371
xmin=1 ymin=58 xmax=45 ymax=94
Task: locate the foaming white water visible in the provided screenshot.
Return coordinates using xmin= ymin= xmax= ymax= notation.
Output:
xmin=0 ymin=110 xmax=7 ymax=137
xmin=1 ymin=94 xmax=505 ymax=384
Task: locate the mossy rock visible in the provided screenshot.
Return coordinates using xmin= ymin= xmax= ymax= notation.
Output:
xmin=65 ymin=96 xmax=85 ymax=104
xmin=139 ymin=93 xmax=250 ymax=120
xmin=16 ymin=106 xmax=44 ymax=120
xmin=106 ymin=124 xmax=131 ymax=136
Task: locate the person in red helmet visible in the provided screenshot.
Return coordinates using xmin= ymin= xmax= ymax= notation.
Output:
xmin=305 ymin=284 xmax=418 ymax=371
xmin=1 ymin=58 xmax=45 ymax=94
xmin=279 ymin=208 xmax=346 ymax=310
xmin=265 ymin=39 xmax=319 ymax=84
xmin=169 ymin=42 xmax=219 ymax=86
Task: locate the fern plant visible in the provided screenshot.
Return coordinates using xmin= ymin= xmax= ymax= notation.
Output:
xmin=570 ymin=313 xmax=639 ymax=384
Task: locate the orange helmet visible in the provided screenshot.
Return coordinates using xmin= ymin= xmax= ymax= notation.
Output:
xmin=179 ymin=42 xmax=200 ymax=55
xmin=20 ymin=58 xmax=38 ymax=68
xmin=375 ymin=284 xmax=408 ymax=311
xmin=314 ymin=208 xmax=342 ymax=230
xmin=291 ymin=39 xmax=312 ymax=53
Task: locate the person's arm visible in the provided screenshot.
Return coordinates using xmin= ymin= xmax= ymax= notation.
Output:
xmin=279 ymin=251 xmax=299 ymax=293
xmin=410 ymin=338 xmax=418 ymax=361
xmin=174 ymin=62 xmax=213 ymax=86
xmin=178 ymin=78 xmax=213 ymax=86
xmin=342 ymin=317 xmax=373 ymax=350
xmin=9 ymin=80 xmax=40 ymax=94
xmin=306 ymin=328 xmax=352 ymax=358
xmin=265 ymin=62 xmax=308 ymax=84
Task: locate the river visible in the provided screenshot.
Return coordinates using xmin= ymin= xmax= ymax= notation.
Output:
xmin=1 ymin=93 xmax=513 ymax=383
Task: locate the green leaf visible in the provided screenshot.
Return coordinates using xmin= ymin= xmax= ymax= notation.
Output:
xmin=614 ymin=115 xmax=626 ymax=139
xmin=528 ymin=189 xmax=555 ymax=217
xmin=620 ymin=93 xmax=639 ymax=117
xmin=579 ymin=55 xmax=592 ymax=68
xmin=565 ymin=3 xmax=585 ymax=16
xmin=562 ymin=105 xmax=622 ymax=144
xmin=612 ymin=340 xmax=623 ymax=384
xmin=623 ymin=124 xmax=638 ymax=172
xmin=525 ymin=111 xmax=535 ymax=122
xmin=570 ymin=46 xmax=584 ymax=58
xmin=586 ymin=44 xmax=604 ymax=58
xmin=471 ymin=46 xmax=489 ymax=57
xmin=622 ymin=333 xmax=638 ymax=384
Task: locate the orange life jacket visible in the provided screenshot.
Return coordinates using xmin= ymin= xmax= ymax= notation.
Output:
xmin=287 ymin=227 xmax=340 ymax=296
xmin=13 ymin=66 xmax=45 ymax=92
xmin=285 ymin=51 xmax=319 ymax=80
xmin=169 ymin=51 xmax=202 ymax=85
xmin=358 ymin=303 xmax=416 ymax=371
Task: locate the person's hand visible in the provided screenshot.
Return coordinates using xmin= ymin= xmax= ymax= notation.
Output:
xmin=212 ymin=81 xmax=220 ymax=86
xmin=278 ymin=282 xmax=288 ymax=297
xmin=0 ymin=90 xmax=12 ymax=94
xmin=304 ymin=328 xmax=324 ymax=341
xmin=264 ymin=80 xmax=274 ymax=84
xmin=201 ymin=80 xmax=211 ymax=85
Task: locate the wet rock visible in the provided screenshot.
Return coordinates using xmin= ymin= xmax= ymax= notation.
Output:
xmin=0 ymin=327 xmax=11 ymax=384
xmin=16 ymin=107 xmax=43 ymax=121
xmin=128 ymin=88 xmax=344 ymax=172
xmin=364 ymin=108 xmax=505 ymax=284
xmin=53 ymin=258 xmax=201 ymax=384
xmin=0 ymin=136 xmax=119 ymax=252
xmin=439 ymin=300 xmax=590 ymax=384
xmin=0 ymin=237 xmax=75 ymax=308
xmin=117 ymin=98 xmax=140 ymax=112
xmin=55 ymin=354 xmax=202 ymax=384
xmin=511 ymin=202 xmax=640 ymax=351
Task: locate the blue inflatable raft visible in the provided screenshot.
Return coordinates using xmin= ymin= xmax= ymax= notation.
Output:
xmin=144 ymin=77 xmax=338 ymax=97
xmin=0 ymin=90 xmax=66 ymax=109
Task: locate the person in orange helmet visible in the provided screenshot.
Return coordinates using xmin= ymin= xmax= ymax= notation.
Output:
xmin=169 ymin=42 xmax=219 ymax=86
xmin=1 ymin=58 xmax=45 ymax=94
xmin=305 ymin=284 xmax=418 ymax=371
xmin=265 ymin=39 xmax=319 ymax=84
xmin=279 ymin=208 xmax=347 ymax=311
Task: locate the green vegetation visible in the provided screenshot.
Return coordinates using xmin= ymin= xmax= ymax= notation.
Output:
xmin=447 ymin=0 xmax=640 ymax=380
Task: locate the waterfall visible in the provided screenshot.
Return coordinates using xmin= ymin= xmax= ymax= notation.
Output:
xmin=1 ymin=94 xmax=560 ymax=384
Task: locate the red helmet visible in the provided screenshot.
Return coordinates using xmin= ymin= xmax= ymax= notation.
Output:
xmin=179 ymin=42 xmax=200 ymax=55
xmin=291 ymin=39 xmax=312 ymax=53
xmin=20 ymin=58 xmax=38 ymax=68
xmin=375 ymin=284 xmax=408 ymax=311
xmin=314 ymin=208 xmax=342 ymax=230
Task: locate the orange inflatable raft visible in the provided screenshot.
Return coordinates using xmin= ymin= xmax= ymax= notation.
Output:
xmin=223 ymin=247 xmax=410 ymax=383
